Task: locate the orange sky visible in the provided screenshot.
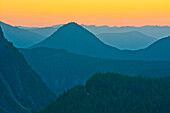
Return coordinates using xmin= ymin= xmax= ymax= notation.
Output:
xmin=0 ymin=0 xmax=170 ymax=27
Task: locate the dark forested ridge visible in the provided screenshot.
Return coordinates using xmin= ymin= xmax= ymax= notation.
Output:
xmin=0 ymin=27 xmax=56 ymax=113
xmin=40 ymin=72 xmax=170 ymax=113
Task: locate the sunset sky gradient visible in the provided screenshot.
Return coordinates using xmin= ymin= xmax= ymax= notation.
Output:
xmin=0 ymin=0 xmax=170 ymax=27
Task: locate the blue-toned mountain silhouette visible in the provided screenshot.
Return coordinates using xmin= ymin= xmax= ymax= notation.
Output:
xmin=31 ymin=22 xmax=170 ymax=60
xmin=17 ymin=23 xmax=170 ymax=40
xmin=0 ymin=27 xmax=56 ymax=113
xmin=32 ymin=22 xmax=120 ymax=59
xmin=0 ymin=21 xmax=45 ymax=48
xmin=18 ymin=24 xmax=62 ymax=37
xmin=98 ymin=31 xmax=156 ymax=50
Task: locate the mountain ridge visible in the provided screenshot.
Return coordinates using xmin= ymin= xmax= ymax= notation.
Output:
xmin=31 ymin=22 xmax=170 ymax=61
xmin=0 ymin=21 xmax=45 ymax=48
xmin=0 ymin=27 xmax=56 ymax=113
xmin=32 ymin=22 xmax=120 ymax=59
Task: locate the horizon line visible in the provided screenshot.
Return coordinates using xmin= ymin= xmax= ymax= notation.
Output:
xmin=1 ymin=20 xmax=170 ymax=28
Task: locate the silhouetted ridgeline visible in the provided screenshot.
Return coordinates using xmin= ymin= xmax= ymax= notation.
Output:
xmin=40 ymin=72 xmax=170 ymax=113
xmin=0 ymin=27 xmax=56 ymax=113
xmin=17 ymin=23 xmax=170 ymax=39
xmin=82 ymin=25 xmax=170 ymax=39
xmin=0 ymin=21 xmax=45 ymax=48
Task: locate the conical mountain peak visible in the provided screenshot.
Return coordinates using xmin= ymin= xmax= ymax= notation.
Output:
xmin=32 ymin=22 xmax=119 ymax=59
xmin=45 ymin=21 xmax=95 ymax=40
xmin=66 ymin=22 xmax=79 ymax=26
xmin=55 ymin=22 xmax=84 ymax=33
xmin=60 ymin=22 xmax=80 ymax=28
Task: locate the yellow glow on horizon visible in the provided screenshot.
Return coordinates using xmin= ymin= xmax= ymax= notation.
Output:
xmin=0 ymin=0 xmax=170 ymax=27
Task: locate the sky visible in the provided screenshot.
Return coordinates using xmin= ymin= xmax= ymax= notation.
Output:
xmin=0 ymin=0 xmax=170 ymax=27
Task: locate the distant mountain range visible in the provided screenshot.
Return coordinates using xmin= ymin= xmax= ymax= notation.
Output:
xmin=18 ymin=24 xmax=159 ymax=50
xmin=17 ymin=23 xmax=170 ymax=39
xmin=17 ymin=24 xmax=63 ymax=37
xmin=0 ymin=27 xmax=56 ymax=113
xmin=0 ymin=21 xmax=46 ymax=48
xmin=31 ymin=22 xmax=170 ymax=61
xmin=20 ymin=47 xmax=170 ymax=95
xmin=98 ymin=31 xmax=156 ymax=50
xmin=82 ymin=24 xmax=170 ymax=39
xmin=1 ymin=21 xmax=169 ymax=50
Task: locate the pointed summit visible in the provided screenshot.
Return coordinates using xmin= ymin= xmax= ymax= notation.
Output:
xmin=58 ymin=22 xmax=81 ymax=29
xmin=51 ymin=22 xmax=90 ymax=38
xmin=32 ymin=22 xmax=119 ymax=59
xmin=65 ymin=22 xmax=79 ymax=26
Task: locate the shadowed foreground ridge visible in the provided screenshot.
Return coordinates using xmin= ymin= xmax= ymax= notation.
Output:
xmin=0 ymin=27 xmax=56 ymax=113
xmin=40 ymin=72 xmax=170 ymax=113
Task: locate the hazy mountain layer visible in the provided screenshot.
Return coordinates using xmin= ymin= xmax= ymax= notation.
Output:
xmin=98 ymin=31 xmax=156 ymax=50
xmin=83 ymin=25 xmax=170 ymax=39
xmin=18 ymin=25 xmax=62 ymax=37
xmin=17 ymin=23 xmax=170 ymax=39
xmin=0 ymin=21 xmax=45 ymax=48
